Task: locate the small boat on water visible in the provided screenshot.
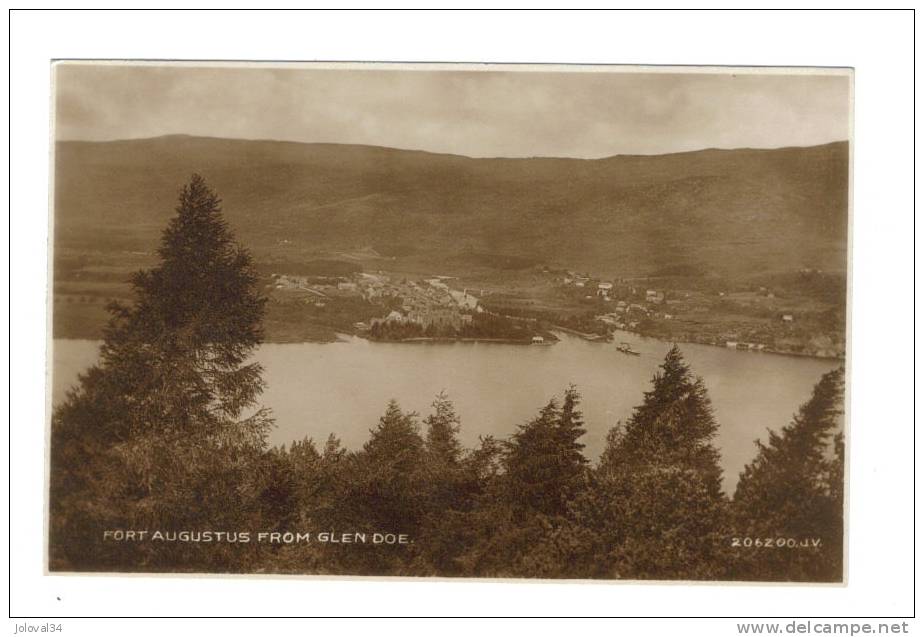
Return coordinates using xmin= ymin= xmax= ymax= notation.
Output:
xmin=616 ymin=342 xmax=640 ymax=356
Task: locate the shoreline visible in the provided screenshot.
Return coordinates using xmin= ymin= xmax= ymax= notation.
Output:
xmin=368 ymin=336 xmax=539 ymax=346
xmin=606 ymin=328 xmax=846 ymax=362
xmin=549 ymin=325 xmax=610 ymax=341
xmin=274 ymin=330 xmax=845 ymax=361
xmin=52 ymin=331 xmax=845 ymax=361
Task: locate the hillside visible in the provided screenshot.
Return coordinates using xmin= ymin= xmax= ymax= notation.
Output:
xmin=54 ymin=135 xmax=848 ymax=277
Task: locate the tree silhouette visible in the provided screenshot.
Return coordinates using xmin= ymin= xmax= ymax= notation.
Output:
xmin=424 ymin=390 xmax=462 ymax=466
xmin=49 ymin=174 xmax=272 ymax=571
xmin=731 ymin=367 xmax=845 ymax=581
xmin=580 ymin=345 xmax=728 ymax=579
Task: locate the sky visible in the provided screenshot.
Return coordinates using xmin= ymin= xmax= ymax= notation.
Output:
xmin=54 ymin=63 xmax=851 ymax=159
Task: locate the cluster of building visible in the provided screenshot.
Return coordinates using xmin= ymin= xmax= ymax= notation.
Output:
xmin=562 ymin=272 xmax=669 ymax=306
xmin=269 ymin=273 xmax=361 ymax=308
xmin=595 ymin=300 xmax=648 ymax=330
xmin=269 ymin=270 xmax=485 ymax=335
xmin=725 ymin=341 xmax=768 ymax=351
xmin=556 ymin=268 xmax=843 ymax=359
xmin=365 ymin=277 xmax=482 ymax=332
xmin=561 ymin=270 xmax=674 ymax=331
xmin=370 ymin=307 xmax=474 ymax=332
xmin=271 ymin=274 xmax=361 ymax=295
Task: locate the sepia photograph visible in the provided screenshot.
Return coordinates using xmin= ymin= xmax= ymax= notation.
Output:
xmin=47 ymin=61 xmax=851 ymax=583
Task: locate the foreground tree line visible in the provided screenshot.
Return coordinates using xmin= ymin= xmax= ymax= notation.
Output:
xmin=50 ymin=176 xmax=845 ymax=581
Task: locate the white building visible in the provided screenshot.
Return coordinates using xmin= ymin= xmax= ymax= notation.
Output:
xmin=450 ymin=289 xmax=479 ymax=310
xmin=426 ymin=278 xmax=449 ymax=291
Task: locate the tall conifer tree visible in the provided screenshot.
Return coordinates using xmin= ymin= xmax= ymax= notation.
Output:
xmin=424 ymin=391 xmax=462 ymax=465
xmin=49 ymin=174 xmax=272 ymax=570
xmin=584 ymin=346 xmax=728 ymax=579
xmin=731 ymin=367 xmax=845 ymax=581
xmin=503 ymin=387 xmax=589 ymax=518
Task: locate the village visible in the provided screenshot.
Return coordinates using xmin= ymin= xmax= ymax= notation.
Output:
xmin=268 ymin=270 xmax=553 ymax=344
xmin=264 ymin=264 xmax=845 ymax=359
xmin=271 ymin=271 xmax=476 ymax=328
xmin=555 ymin=269 xmax=846 ymax=359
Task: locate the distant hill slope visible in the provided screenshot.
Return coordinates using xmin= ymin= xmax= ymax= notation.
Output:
xmin=54 ymin=136 xmax=848 ymax=277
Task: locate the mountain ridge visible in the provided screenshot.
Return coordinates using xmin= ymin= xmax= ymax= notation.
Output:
xmin=54 ymin=136 xmax=849 ymax=278
xmin=56 ymin=133 xmax=849 ymax=161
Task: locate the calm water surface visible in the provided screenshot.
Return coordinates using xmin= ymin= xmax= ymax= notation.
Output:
xmin=51 ymin=333 xmax=839 ymax=493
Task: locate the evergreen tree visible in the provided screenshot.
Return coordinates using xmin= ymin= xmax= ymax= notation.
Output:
xmin=504 ymin=399 xmax=563 ymax=516
xmin=321 ymin=433 xmax=346 ymax=463
xmin=413 ymin=393 xmax=488 ymax=575
xmin=49 ymin=174 xmax=272 ymax=571
xmin=731 ymin=367 xmax=845 ymax=581
xmin=424 ymin=390 xmax=462 ymax=465
xmin=608 ymin=345 xmax=723 ymax=489
xmin=254 ymin=445 xmax=300 ymax=531
xmin=289 ymin=436 xmax=321 ymax=468
xmin=318 ymin=401 xmax=427 ymax=574
xmin=292 ymin=433 xmax=346 ymax=537
xmin=556 ymin=384 xmax=590 ymax=497
xmin=340 ymin=401 xmax=427 ymax=534
xmin=364 ymin=400 xmax=426 ymax=470
xmin=503 ymin=387 xmax=589 ymax=518
xmin=581 ymin=345 xmax=728 ymax=579
xmin=449 ymin=388 xmax=590 ymax=578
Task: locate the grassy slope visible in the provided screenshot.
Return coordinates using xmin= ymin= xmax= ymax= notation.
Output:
xmin=54 ymin=136 xmax=848 ymax=279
